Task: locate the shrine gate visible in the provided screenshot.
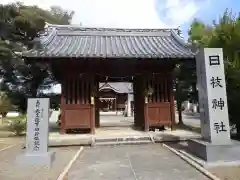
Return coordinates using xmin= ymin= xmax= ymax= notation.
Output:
xmin=23 ymin=24 xmax=195 ymax=134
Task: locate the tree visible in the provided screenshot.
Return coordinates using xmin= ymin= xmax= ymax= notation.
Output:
xmin=174 ymin=61 xmax=197 ymax=124
xmin=0 ymin=91 xmax=14 ymax=123
xmin=188 ymin=9 xmax=240 ymax=137
xmin=50 ymin=6 xmax=74 ymax=24
xmin=0 ymin=2 xmax=74 ymax=112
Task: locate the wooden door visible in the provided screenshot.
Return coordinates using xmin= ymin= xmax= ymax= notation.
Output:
xmin=145 ymin=74 xmax=172 ymax=128
xmin=60 ymin=75 xmax=95 ymax=133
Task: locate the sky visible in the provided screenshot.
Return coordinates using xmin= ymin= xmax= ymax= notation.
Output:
xmin=2 ymin=0 xmax=240 ymax=38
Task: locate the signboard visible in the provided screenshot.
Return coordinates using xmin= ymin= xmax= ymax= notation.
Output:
xmin=26 ymin=98 xmax=50 ymax=154
xmin=196 ymin=48 xmax=230 ymax=145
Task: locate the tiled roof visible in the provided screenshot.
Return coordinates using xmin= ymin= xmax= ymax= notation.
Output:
xmin=23 ymin=24 xmax=195 ymax=59
xmin=99 ymin=83 xmax=133 ymax=93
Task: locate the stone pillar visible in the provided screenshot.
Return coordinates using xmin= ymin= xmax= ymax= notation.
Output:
xmin=17 ymin=98 xmax=54 ymax=167
xmin=188 ymin=48 xmax=240 ymax=166
xmin=197 ymin=48 xmax=230 ymax=144
xmin=127 ymin=93 xmax=132 ymax=117
xmin=193 ymin=104 xmax=198 ymax=113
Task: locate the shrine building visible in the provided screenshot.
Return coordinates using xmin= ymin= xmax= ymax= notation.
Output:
xmin=23 ymin=24 xmax=195 ymax=134
xmin=98 ymin=82 xmax=133 ymax=114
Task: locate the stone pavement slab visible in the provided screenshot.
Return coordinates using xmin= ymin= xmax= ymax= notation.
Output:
xmin=69 ymin=144 xmax=209 ymax=180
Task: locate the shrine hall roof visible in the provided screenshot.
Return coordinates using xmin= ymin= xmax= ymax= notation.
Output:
xmin=23 ymin=24 xmax=195 ymax=59
xmin=99 ymin=82 xmax=133 ymax=93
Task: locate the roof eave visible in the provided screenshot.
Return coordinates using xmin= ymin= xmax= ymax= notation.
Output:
xmin=22 ymin=54 xmax=196 ymax=60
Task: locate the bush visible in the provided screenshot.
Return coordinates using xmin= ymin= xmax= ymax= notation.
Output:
xmin=7 ymin=118 xmax=26 ymax=136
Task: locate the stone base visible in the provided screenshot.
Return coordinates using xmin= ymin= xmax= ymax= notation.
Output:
xmin=16 ymin=151 xmax=55 ymax=168
xmin=188 ymin=139 xmax=240 ymax=165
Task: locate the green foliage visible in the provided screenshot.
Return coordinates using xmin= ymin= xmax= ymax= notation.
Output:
xmin=50 ymin=6 xmax=75 ymax=25
xmin=188 ymin=19 xmax=213 ymax=46
xmin=188 ymin=9 xmax=240 ymax=136
xmin=0 ymin=2 xmax=74 ymax=113
xmin=7 ymin=117 xmax=26 ymax=136
xmin=174 ymin=61 xmax=197 ymax=124
xmin=0 ymin=91 xmax=15 ymax=117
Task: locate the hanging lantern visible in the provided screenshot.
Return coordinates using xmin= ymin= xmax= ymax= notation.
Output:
xmin=91 ymin=96 xmax=94 ymax=105
xmin=144 ymin=87 xmax=154 ymax=96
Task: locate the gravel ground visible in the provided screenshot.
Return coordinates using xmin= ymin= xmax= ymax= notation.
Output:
xmin=0 ymin=136 xmax=24 ymax=149
xmin=0 ymin=130 xmax=14 ymax=138
xmin=0 ymin=145 xmax=80 ymax=180
xmin=0 ymin=143 xmax=13 ymax=149
xmin=208 ymin=166 xmax=240 ymax=180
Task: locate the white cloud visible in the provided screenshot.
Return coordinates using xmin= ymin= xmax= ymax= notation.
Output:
xmin=2 ymin=0 xmax=210 ymax=29
xmin=157 ymin=0 xmax=211 ymax=27
xmin=73 ymin=0 xmax=167 ymax=28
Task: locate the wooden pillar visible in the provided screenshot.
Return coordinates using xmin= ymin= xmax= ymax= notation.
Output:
xmin=169 ymin=73 xmax=176 ymax=130
xmin=144 ymin=103 xmax=149 ymax=132
xmin=115 ymin=96 xmax=117 ymax=112
xmin=90 ymin=104 xmax=95 ymax=134
xmin=133 ymin=77 xmax=137 ymax=127
xmin=90 ymin=75 xmax=95 ymax=134
xmin=134 ymin=75 xmax=144 ymax=129
xmin=144 ymin=75 xmax=149 ymax=132
xmin=95 ymin=80 xmax=100 ymax=128
xmin=60 ymin=78 xmax=66 ymax=134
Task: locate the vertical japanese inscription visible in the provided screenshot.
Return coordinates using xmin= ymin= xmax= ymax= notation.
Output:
xmin=208 ymin=55 xmax=227 ymax=135
xmin=26 ymin=98 xmax=49 ymax=154
xmin=33 ymin=100 xmax=40 ymax=152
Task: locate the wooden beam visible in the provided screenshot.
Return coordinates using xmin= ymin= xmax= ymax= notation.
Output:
xmin=143 ymin=75 xmax=149 ymax=132
xmin=95 ymin=80 xmax=100 ymax=128
xmin=169 ymin=73 xmax=176 ymax=130
xmin=90 ymin=75 xmax=95 ymax=134
xmin=60 ymin=78 xmax=66 ymax=134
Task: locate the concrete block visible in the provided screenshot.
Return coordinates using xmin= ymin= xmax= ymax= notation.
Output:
xmin=16 ymin=151 xmax=55 ymax=168
xmin=188 ymin=139 xmax=240 ymax=163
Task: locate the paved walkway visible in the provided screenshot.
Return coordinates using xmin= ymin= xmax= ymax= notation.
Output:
xmin=68 ymin=144 xmax=209 ymax=180
xmin=182 ymin=113 xmax=200 ymax=128
xmin=100 ymin=115 xmax=134 ymax=127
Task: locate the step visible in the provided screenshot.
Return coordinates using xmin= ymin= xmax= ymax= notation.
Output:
xmin=95 ymin=136 xmax=151 ymax=142
xmin=94 ymin=140 xmax=153 ymax=146
xmin=94 ymin=136 xmax=153 ymax=146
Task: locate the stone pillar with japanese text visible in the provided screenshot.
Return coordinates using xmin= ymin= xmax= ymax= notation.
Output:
xmin=26 ymin=98 xmax=49 ymax=154
xmin=188 ymin=48 xmax=240 ymax=166
xmin=16 ymin=98 xmax=54 ymax=167
xmin=197 ymin=48 xmax=230 ymax=145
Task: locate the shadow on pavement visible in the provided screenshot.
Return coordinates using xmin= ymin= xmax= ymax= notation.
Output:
xmin=164 ymin=141 xmax=195 ymax=158
xmin=175 ymin=123 xmax=201 ymax=134
xmin=154 ymin=134 xmax=183 ymax=142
